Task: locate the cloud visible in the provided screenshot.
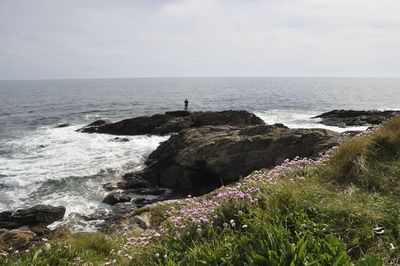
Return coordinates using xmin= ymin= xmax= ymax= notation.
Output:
xmin=0 ymin=0 xmax=399 ymax=79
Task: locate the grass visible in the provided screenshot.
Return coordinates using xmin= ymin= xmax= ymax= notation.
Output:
xmin=2 ymin=117 xmax=400 ymax=265
xmin=323 ymin=116 xmax=400 ymax=194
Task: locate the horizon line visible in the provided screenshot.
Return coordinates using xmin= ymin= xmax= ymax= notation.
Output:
xmin=1 ymin=75 xmax=400 ymax=82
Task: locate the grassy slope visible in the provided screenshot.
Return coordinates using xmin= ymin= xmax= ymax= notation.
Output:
xmin=2 ymin=117 xmax=400 ymax=265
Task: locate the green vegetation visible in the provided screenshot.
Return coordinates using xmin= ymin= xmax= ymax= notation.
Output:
xmin=2 ymin=117 xmax=400 ymax=265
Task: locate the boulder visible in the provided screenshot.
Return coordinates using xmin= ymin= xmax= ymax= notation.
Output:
xmin=0 ymin=205 xmax=66 ymax=229
xmin=117 ymin=172 xmax=151 ymax=189
xmin=131 ymin=213 xmax=151 ymax=229
xmin=103 ymin=191 xmax=132 ymax=205
xmin=111 ymin=202 xmax=137 ymax=215
xmin=0 ymin=229 xmax=36 ymax=250
xmin=313 ymin=110 xmax=400 ymax=127
xmin=136 ymin=124 xmax=339 ymax=192
xmin=78 ymin=110 xmax=265 ymax=135
xmin=103 ymin=188 xmax=169 ymax=206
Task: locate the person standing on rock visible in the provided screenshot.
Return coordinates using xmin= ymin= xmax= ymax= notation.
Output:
xmin=184 ymin=99 xmax=189 ymax=111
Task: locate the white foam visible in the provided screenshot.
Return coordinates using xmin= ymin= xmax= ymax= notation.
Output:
xmin=0 ymin=125 xmax=168 ymax=215
xmin=255 ymin=110 xmax=368 ymax=133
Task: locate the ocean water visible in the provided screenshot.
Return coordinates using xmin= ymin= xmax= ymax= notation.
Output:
xmin=1 ymin=77 xmax=400 ymax=218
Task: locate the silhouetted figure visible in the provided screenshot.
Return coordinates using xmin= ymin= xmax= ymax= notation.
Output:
xmin=184 ymin=99 xmax=189 ymax=111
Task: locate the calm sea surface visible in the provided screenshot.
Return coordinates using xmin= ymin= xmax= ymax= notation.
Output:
xmin=1 ymin=77 xmax=400 ymax=224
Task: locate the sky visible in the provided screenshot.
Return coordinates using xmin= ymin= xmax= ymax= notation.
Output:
xmin=0 ymin=0 xmax=400 ymax=80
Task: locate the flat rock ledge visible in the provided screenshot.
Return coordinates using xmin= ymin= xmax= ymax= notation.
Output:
xmin=313 ymin=110 xmax=400 ymax=127
xmin=78 ymin=110 xmax=265 ymax=135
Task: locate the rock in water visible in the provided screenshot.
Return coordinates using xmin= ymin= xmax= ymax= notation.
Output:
xmin=127 ymin=124 xmax=339 ymax=193
xmin=0 ymin=205 xmax=66 ymax=229
xmin=78 ymin=110 xmax=265 ymax=135
xmin=55 ymin=123 xmax=70 ymax=128
xmin=313 ymin=110 xmax=400 ymax=127
xmin=109 ymin=137 xmax=130 ymax=142
xmin=103 ymin=191 xmax=132 ymax=205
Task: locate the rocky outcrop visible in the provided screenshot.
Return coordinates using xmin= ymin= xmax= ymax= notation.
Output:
xmin=0 ymin=205 xmax=66 ymax=252
xmin=0 ymin=205 xmax=66 ymax=229
xmin=113 ymin=124 xmax=339 ymax=196
xmin=79 ymin=110 xmax=265 ymax=135
xmin=0 ymin=229 xmax=37 ymax=250
xmin=313 ymin=110 xmax=400 ymax=127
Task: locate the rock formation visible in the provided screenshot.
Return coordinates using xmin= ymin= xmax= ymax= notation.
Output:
xmin=0 ymin=205 xmax=66 ymax=251
xmin=113 ymin=124 xmax=339 ymax=197
xmin=313 ymin=110 xmax=400 ymax=127
xmin=79 ymin=110 xmax=265 ymax=135
xmin=0 ymin=205 xmax=66 ymax=229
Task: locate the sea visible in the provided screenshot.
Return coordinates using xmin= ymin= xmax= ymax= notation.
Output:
xmin=1 ymin=77 xmax=400 ymax=226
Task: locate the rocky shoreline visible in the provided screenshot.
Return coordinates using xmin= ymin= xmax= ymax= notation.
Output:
xmin=2 ymin=109 xmax=398 ymax=252
xmin=313 ymin=109 xmax=400 ymax=127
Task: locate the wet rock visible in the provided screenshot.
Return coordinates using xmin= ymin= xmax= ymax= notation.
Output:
xmin=78 ymin=110 xmax=265 ymax=135
xmin=102 ymin=187 xmax=169 ymax=207
xmin=0 ymin=205 xmax=66 ymax=229
xmin=85 ymin=119 xmax=112 ymax=127
xmin=102 ymin=191 xmax=132 ymax=205
xmin=313 ymin=110 xmax=400 ymax=127
xmin=55 ymin=123 xmax=70 ymax=128
xmin=117 ymin=172 xmax=150 ymax=189
xmin=109 ymin=137 xmax=130 ymax=142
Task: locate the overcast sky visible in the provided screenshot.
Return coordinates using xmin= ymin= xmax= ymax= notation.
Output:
xmin=1 ymin=0 xmax=400 ymax=80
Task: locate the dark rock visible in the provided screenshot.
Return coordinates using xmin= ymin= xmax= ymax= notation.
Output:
xmin=111 ymin=202 xmax=137 ymax=215
xmin=117 ymin=172 xmax=151 ymax=189
xmin=78 ymin=110 xmax=265 ymax=135
xmin=103 ymin=191 xmax=132 ymax=205
xmin=133 ymin=188 xmax=166 ymax=195
xmin=55 ymin=123 xmax=70 ymax=128
xmin=165 ymin=110 xmax=191 ymax=117
xmin=109 ymin=137 xmax=130 ymax=142
xmin=313 ymin=110 xmax=400 ymax=127
xmin=0 ymin=205 xmax=66 ymax=229
xmin=139 ymin=124 xmax=339 ymax=192
xmin=103 ymin=187 xmax=169 ymax=207
xmin=79 ymin=119 xmax=112 ymax=132
xmin=132 ymin=198 xmax=156 ymax=208
xmin=29 ymin=226 xmax=51 ymax=236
